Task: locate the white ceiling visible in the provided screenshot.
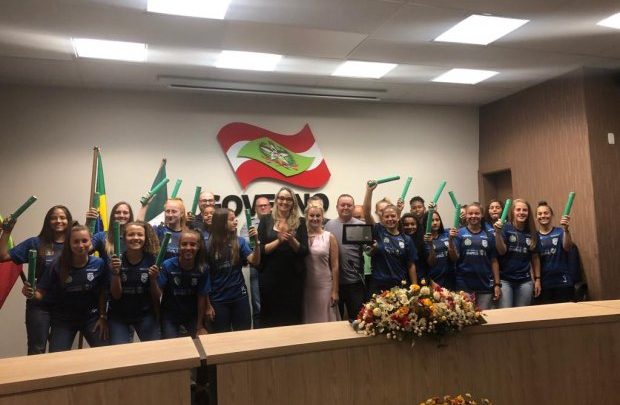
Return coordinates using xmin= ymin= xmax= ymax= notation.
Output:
xmin=1 ymin=0 xmax=619 ymax=105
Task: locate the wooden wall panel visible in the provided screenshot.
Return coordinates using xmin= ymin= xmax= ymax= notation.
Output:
xmin=479 ymin=68 xmax=603 ymax=298
xmin=583 ymin=68 xmax=620 ymax=299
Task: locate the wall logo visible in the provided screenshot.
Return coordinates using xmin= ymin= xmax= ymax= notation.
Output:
xmin=217 ymin=122 xmax=331 ymax=189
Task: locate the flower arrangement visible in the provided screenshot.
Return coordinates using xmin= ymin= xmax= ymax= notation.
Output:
xmin=419 ymin=394 xmax=491 ymax=405
xmin=352 ymin=281 xmax=485 ymax=342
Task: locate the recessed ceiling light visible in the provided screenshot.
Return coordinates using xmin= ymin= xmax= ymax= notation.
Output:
xmin=72 ymin=38 xmax=147 ymax=62
xmin=215 ymin=50 xmax=282 ymax=71
xmin=597 ymin=12 xmax=620 ymax=29
xmin=435 ymin=14 xmax=529 ymax=45
xmin=432 ymin=68 xmax=498 ymax=84
xmin=147 ymin=0 xmax=230 ymax=20
xmin=332 ymin=61 xmax=397 ymax=79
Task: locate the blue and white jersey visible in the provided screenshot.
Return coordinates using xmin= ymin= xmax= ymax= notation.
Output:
xmin=423 ymin=231 xmax=455 ymax=289
xmin=108 ymin=253 xmax=156 ymax=322
xmin=370 ymin=223 xmax=418 ymax=285
xmin=37 ymin=256 xmax=108 ymax=321
xmin=498 ymin=223 xmax=534 ymax=282
xmin=155 ymin=225 xmax=182 ymax=261
xmin=158 ymin=257 xmax=211 ymax=321
xmin=207 ymin=237 xmax=252 ymax=303
xmin=454 ymin=227 xmax=496 ymax=293
xmin=537 ymin=227 xmax=571 ymax=289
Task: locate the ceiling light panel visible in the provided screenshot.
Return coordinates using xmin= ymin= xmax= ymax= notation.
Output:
xmin=432 ymin=68 xmax=498 ymax=84
xmin=215 ymin=50 xmax=282 ymax=71
xmin=597 ymin=12 xmax=620 ymax=29
xmin=435 ymin=14 xmax=529 ymax=45
xmin=72 ymin=38 xmax=147 ymax=62
xmin=332 ymin=61 xmax=397 ymax=79
xmin=147 ymin=0 xmax=231 ymax=20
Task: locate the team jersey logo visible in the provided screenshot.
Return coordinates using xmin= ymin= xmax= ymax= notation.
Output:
xmin=464 ymin=239 xmax=472 ymax=246
xmin=174 ymin=276 xmax=181 ymax=286
xmin=509 ymin=235 xmax=517 ymax=243
xmin=444 ymin=241 xmax=449 ymax=247
xmin=383 ymin=237 xmax=390 ymax=244
xmin=121 ymin=273 xmax=128 ymax=282
xmin=191 ymin=277 xmax=198 ymax=286
xmin=481 ymin=239 xmax=488 ymax=248
xmin=551 ymin=248 xmax=557 ymax=254
xmin=87 ymin=272 xmax=95 ymax=282
xmin=399 ymin=241 xmax=405 ymax=249
xmin=141 ymin=273 xmax=148 ymax=283
xmin=65 ymin=275 xmax=72 ymax=283
xmin=525 ymin=238 xmax=531 ymax=246
xmin=552 ymin=238 xmax=558 ymax=246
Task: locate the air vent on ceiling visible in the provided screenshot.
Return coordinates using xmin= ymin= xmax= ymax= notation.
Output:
xmin=158 ymin=76 xmax=387 ymax=101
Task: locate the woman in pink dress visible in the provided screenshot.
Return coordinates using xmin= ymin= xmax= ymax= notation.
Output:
xmin=303 ymin=203 xmax=340 ymax=324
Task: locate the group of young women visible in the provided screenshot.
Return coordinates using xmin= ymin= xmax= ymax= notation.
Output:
xmin=0 ymin=182 xmax=577 ymax=355
xmin=361 ymin=184 xmax=576 ymax=311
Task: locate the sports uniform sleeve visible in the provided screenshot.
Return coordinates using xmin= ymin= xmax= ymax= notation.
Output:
xmin=198 ymin=270 xmax=212 ymax=296
xmin=238 ymin=237 xmax=252 ymax=264
xmin=157 ymin=260 xmax=170 ymax=289
xmin=9 ymin=237 xmax=38 ymax=264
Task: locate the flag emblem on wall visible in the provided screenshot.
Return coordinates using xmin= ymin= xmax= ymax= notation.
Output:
xmin=217 ymin=123 xmax=330 ymax=189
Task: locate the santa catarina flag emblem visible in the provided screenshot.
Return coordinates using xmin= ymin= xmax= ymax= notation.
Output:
xmin=217 ymin=123 xmax=331 ymax=189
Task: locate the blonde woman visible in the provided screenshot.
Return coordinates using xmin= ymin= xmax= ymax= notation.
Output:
xmin=257 ymin=187 xmax=308 ymax=327
xmin=302 ymin=204 xmax=340 ymax=324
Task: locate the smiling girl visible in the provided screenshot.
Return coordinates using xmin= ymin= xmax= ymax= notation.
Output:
xmin=493 ymin=199 xmax=540 ymax=308
xmin=107 ymin=221 xmax=161 ymax=344
xmin=363 ymin=181 xmax=417 ymax=295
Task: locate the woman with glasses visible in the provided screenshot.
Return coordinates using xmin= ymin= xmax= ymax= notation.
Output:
xmin=257 ymin=187 xmax=309 ymax=327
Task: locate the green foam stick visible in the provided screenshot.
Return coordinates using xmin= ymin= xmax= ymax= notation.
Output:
xmin=10 ymin=196 xmax=38 ymax=221
xmin=27 ymin=249 xmax=37 ymax=287
xmin=400 ymin=177 xmax=413 ymax=201
xmin=171 ymin=179 xmax=182 ymax=198
xmin=425 ymin=209 xmax=434 ymax=234
xmin=500 ymin=199 xmax=512 ymax=223
xmin=155 ymin=232 xmax=172 ymax=267
xmin=141 ymin=178 xmax=169 ymax=205
xmin=562 ymin=192 xmax=576 ymax=216
xmin=191 ymin=186 xmax=202 ymax=215
xmin=432 ymin=181 xmax=447 ymax=204
xmin=244 ymin=209 xmax=255 ymax=249
xmin=453 ymin=206 xmax=461 ymax=229
xmin=376 ymin=175 xmax=400 ymax=184
xmin=448 ymin=191 xmax=459 ymax=209
xmin=113 ymin=221 xmax=121 ymax=256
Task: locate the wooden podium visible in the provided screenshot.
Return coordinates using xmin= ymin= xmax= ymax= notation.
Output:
xmin=1 ymin=302 xmax=619 ymax=405
xmin=201 ymin=301 xmax=620 ymax=405
xmin=0 ymin=337 xmax=200 ymax=405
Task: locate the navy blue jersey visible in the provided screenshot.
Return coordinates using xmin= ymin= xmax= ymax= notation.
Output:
xmin=454 ymin=227 xmax=496 ymax=293
xmin=202 ymin=229 xmax=210 ymax=246
xmin=484 ymin=222 xmax=494 ymax=233
xmin=207 ymin=237 xmax=252 ymax=303
xmin=498 ymin=223 xmax=534 ymax=282
xmin=155 ymin=225 xmax=181 ymax=260
xmin=423 ymin=231 xmax=455 ymax=289
xmin=158 ymin=257 xmax=211 ymax=321
xmin=37 ymin=256 xmax=108 ymax=322
xmin=537 ymin=227 xmax=572 ymax=289
xmin=10 ymin=237 xmax=63 ymax=304
xmin=370 ymin=224 xmax=418 ymax=285
xmin=108 ymin=253 xmax=156 ymax=322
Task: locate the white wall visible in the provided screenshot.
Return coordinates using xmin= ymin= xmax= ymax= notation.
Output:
xmin=0 ymin=84 xmax=478 ymax=358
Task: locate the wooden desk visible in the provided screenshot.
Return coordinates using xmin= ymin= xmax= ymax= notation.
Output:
xmin=0 ymin=337 xmax=200 ymax=405
xmin=202 ymin=302 xmax=620 ymax=405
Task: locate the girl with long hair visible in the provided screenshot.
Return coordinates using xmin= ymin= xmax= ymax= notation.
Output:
xmin=303 ymin=204 xmax=340 ymax=324
xmin=0 ymin=205 xmax=72 ymax=354
xmin=535 ymin=201 xmax=574 ymax=303
xmin=450 ymin=203 xmax=501 ymax=310
xmin=363 ymin=181 xmax=417 ymax=296
xmin=152 ymin=229 xmax=213 ymax=338
xmin=257 ymin=187 xmax=309 ymax=327
xmin=423 ymin=210 xmax=455 ymax=289
xmin=26 ymin=223 xmax=109 ymax=352
xmin=484 ymin=200 xmax=502 ymax=232
xmin=107 ymin=221 xmax=161 ymax=344
xmin=493 ymin=198 xmax=541 ymax=307
xmin=86 ymin=201 xmax=134 ymax=259
xmin=206 ymin=208 xmax=260 ymax=332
